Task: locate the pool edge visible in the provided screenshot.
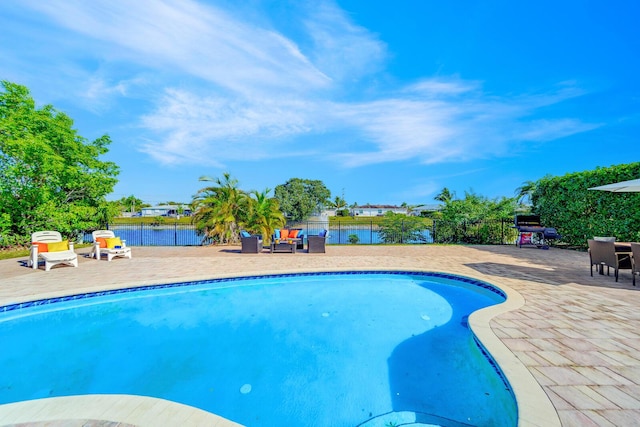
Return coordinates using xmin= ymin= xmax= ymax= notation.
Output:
xmin=0 ymin=394 xmax=243 ymax=426
xmin=469 ymin=281 xmax=562 ymax=427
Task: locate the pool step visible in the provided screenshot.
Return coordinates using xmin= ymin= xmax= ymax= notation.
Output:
xmin=358 ymin=410 xmax=475 ymax=427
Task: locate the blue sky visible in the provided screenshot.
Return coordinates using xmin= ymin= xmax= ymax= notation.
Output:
xmin=1 ymin=0 xmax=639 ymax=207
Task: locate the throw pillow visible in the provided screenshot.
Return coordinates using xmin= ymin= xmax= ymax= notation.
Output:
xmin=32 ymin=242 xmax=49 ymax=253
xmin=280 ymin=229 xmax=290 ymax=239
xmin=290 ymin=229 xmax=299 ymax=238
xmin=318 ymin=229 xmax=326 ymax=237
xmin=96 ymin=237 xmax=108 ymax=248
xmin=274 ymin=229 xmax=280 ymax=239
xmin=240 ymin=230 xmax=251 ymax=238
xmin=105 ymin=237 xmax=123 ymax=249
xmin=48 ymin=241 xmax=69 ymax=252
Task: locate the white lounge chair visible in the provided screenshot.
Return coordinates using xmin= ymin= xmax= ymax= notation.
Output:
xmin=90 ymin=229 xmax=132 ymax=261
xmin=28 ymin=231 xmax=78 ymax=271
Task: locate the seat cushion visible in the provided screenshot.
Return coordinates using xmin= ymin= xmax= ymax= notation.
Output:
xmin=32 ymin=242 xmax=49 ymax=253
xmin=105 ymin=237 xmax=123 ymax=249
xmin=47 ymin=241 xmax=69 ymax=252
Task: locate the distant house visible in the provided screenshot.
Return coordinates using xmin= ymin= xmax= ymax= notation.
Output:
xmin=409 ymin=204 xmax=443 ymax=216
xmin=140 ymin=205 xmax=192 ymax=217
xmin=350 ymin=205 xmax=408 ymax=217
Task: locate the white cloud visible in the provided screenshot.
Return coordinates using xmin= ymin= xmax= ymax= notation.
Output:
xmin=139 ymin=78 xmax=598 ymax=168
xmin=139 ymin=88 xmax=321 ymax=165
xmin=7 ymin=1 xmax=601 ymax=170
xmin=19 ymin=0 xmax=332 ymax=95
xmin=304 ymin=2 xmax=387 ymax=82
xmin=330 ymin=79 xmax=599 ymax=167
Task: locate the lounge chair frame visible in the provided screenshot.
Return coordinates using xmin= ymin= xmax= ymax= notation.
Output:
xmin=90 ymin=230 xmax=132 ymax=261
xmin=28 ymin=231 xmax=78 ymax=271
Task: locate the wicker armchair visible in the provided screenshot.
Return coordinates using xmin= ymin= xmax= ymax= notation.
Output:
xmin=241 ymin=234 xmax=263 ymax=253
xmin=307 ymin=236 xmax=325 ymax=253
xmin=588 ymin=239 xmax=632 ymax=282
xmin=308 ymin=230 xmax=328 ymax=253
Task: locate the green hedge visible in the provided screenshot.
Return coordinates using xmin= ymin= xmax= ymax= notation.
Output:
xmin=532 ymin=162 xmax=640 ymax=248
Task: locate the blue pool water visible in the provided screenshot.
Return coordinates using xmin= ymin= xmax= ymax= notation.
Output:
xmin=0 ymin=272 xmax=517 ymax=426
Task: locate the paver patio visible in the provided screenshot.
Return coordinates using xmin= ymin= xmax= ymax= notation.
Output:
xmin=1 ymin=244 xmax=639 ymax=426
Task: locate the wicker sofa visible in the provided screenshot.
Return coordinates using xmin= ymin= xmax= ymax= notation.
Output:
xmin=272 ymin=228 xmax=305 ymax=250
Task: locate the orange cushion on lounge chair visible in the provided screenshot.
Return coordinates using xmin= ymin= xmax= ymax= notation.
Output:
xmin=96 ymin=237 xmax=108 ymax=248
xmin=32 ymin=242 xmax=49 ymax=253
xmin=280 ymin=229 xmax=290 ymax=239
xmin=290 ymin=229 xmax=299 ymax=238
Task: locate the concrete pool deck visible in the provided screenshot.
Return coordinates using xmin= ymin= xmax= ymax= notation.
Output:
xmin=0 ymin=244 xmax=639 ymax=426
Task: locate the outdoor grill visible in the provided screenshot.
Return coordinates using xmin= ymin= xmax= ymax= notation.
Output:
xmin=514 ymin=215 xmax=561 ymax=249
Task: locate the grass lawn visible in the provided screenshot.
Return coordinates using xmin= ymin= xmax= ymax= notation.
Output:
xmin=112 ymin=216 xmax=193 ymax=225
xmin=0 ymin=243 xmax=93 ymax=261
xmin=0 ymin=247 xmax=29 ymax=261
xmin=329 ymin=216 xmax=433 ymax=227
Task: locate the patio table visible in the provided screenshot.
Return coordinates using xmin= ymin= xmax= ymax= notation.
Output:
xmin=270 ymin=240 xmax=297 ymax=253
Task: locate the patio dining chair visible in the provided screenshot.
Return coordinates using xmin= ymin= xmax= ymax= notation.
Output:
xmin=631 ymin=242 xmax=640 ymax=287
xmin=588 ymin=239 xmax=632 ymax=282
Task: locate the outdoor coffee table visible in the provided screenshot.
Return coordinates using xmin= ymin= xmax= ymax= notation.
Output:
xmin=270 ymin=241 xmax=297 ymax=253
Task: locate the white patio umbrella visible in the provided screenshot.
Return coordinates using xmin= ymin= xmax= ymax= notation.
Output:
xmin=588 ymin=178 xmax=640 ymax=192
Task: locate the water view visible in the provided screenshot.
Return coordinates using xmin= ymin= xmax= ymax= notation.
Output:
xmin=84 ymin=225 xmax=433 ymax=246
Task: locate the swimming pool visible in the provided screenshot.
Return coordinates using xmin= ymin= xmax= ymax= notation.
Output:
xmin=0 ymin=271 xmax=517 ymax=426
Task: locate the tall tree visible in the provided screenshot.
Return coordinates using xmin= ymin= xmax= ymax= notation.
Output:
xmin=116 ymin=195 xmax=146 ymax=214
xmin=274 ymin=178 xmax=331 ymax=221
xmin=247 ymin=189 xmax=285 ymax=242
xmin=432 ymin=190 xmax=518 ymax=244
xmin=378 ymin=211 xmax=430 ymax=244
xmin=0 ymin=81 xmax=119 ymax=244
xmin=191 ymin=173 xmax=249 ymax=244
xmin=514 ymin=180 xmax=538 ymax=208
xmin=434 ymin=187 xmax=455 ymax=204
xmin=330 ymin=196 xmax=347 ymax=210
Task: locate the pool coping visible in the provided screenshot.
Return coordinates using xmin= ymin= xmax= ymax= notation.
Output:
xmin=469 ymin=278 xmax=561 ymax=427
xmin=0 ymin=267 xmax=560 ymax=427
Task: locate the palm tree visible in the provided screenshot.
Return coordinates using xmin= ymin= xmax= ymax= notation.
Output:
xmin=401 ymin=202 xmax=419 ymax=215
xmin=330 ymin=196 xmax=347 ymax=209
xmin=247 ymin=189 xmax=285 ymax=243
xmin=191 ymin=173 xmax=249 ymax=244
xmin=514 ymin=180 xmax=537 ymax=208
xmin=434 ymin=187 xmax=455 ymax=204
xmin=328 ymin=196 xmax=347 ymax=216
